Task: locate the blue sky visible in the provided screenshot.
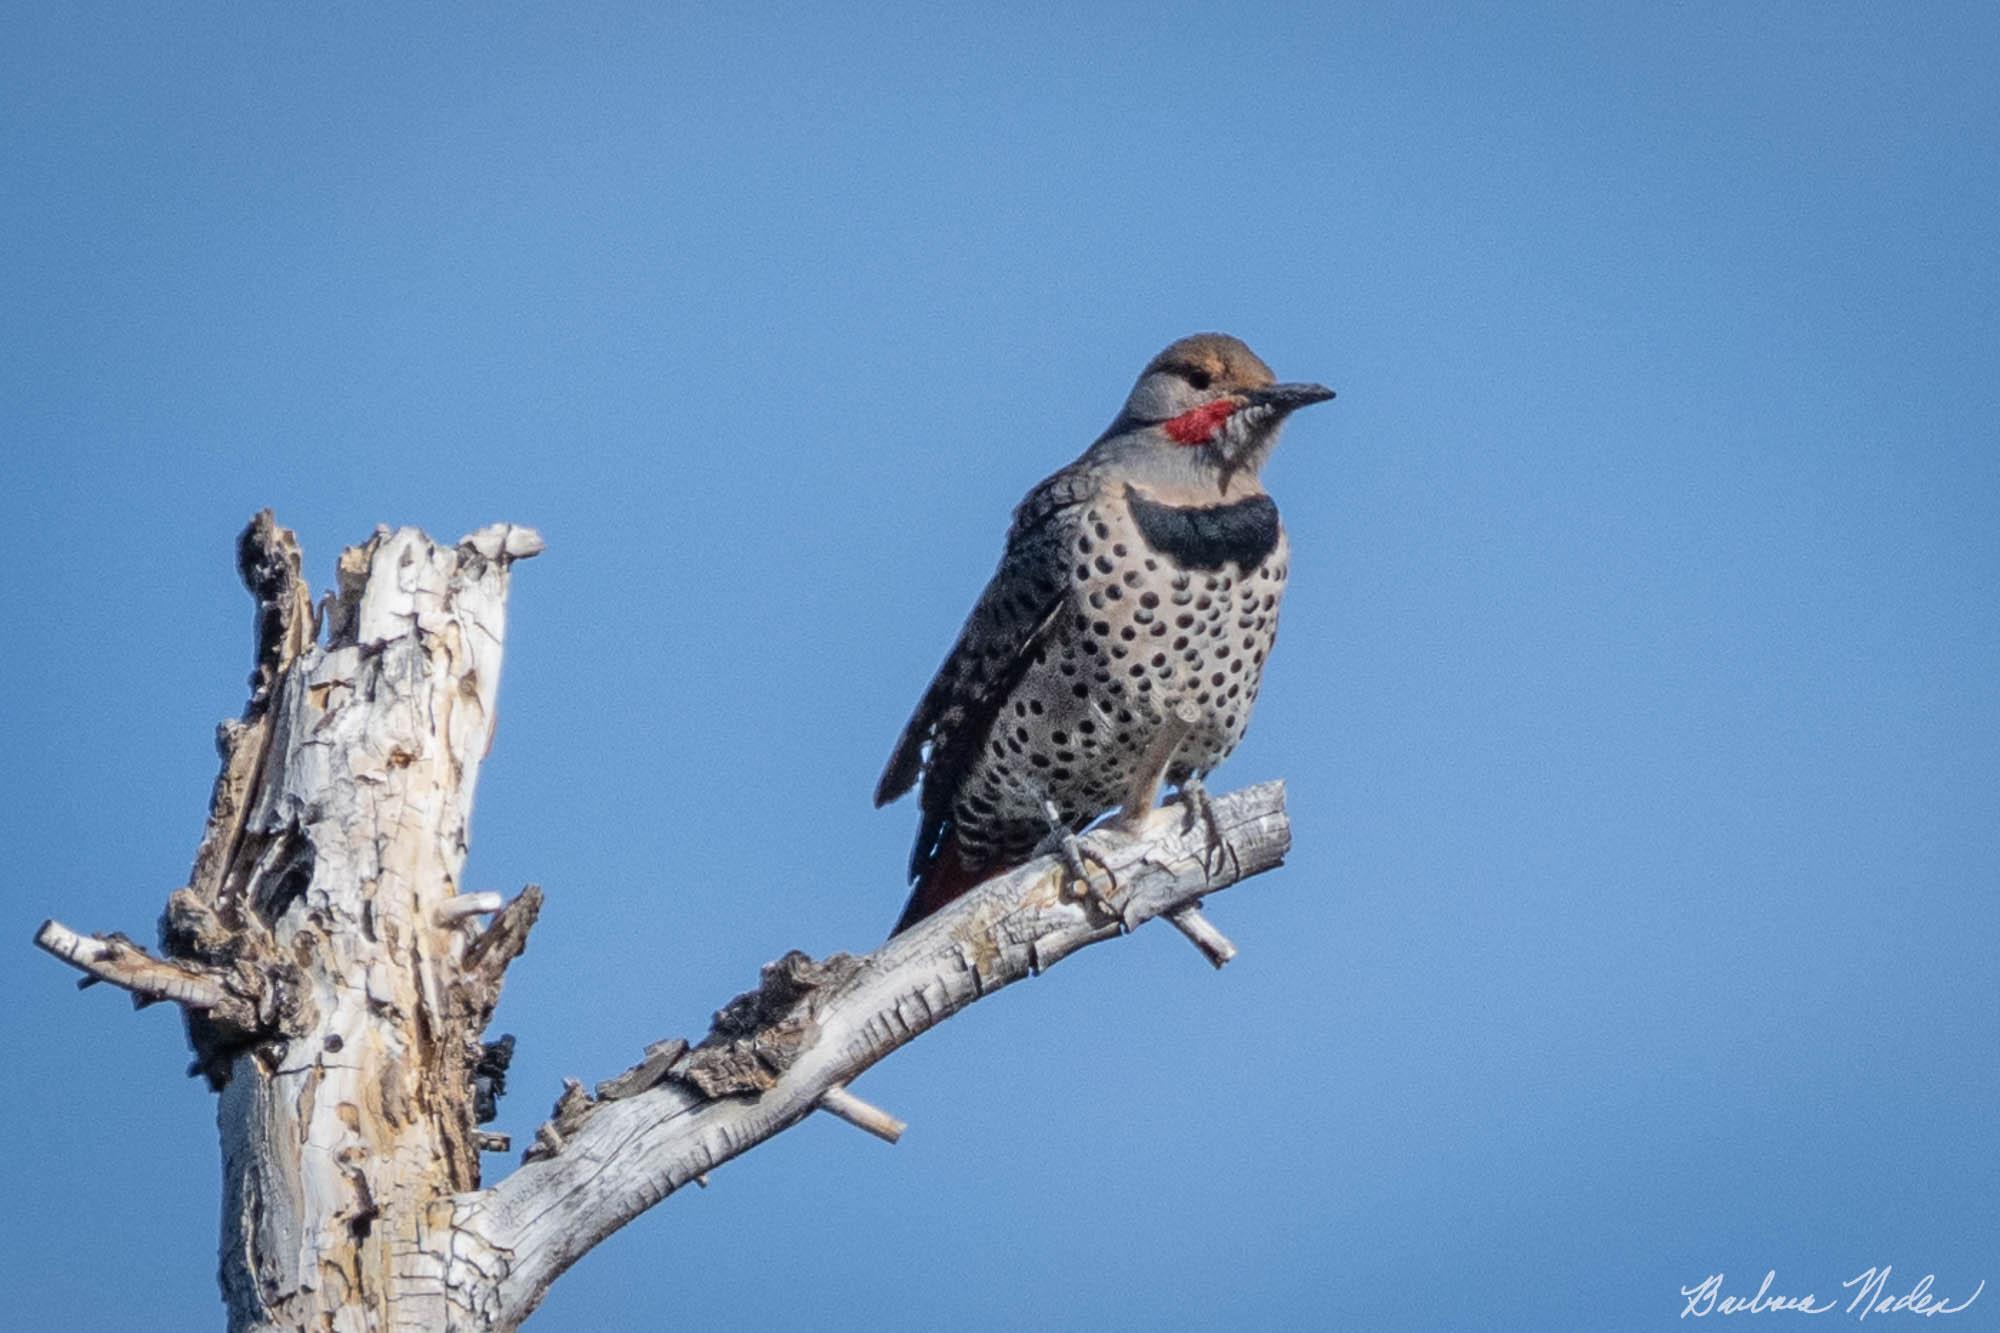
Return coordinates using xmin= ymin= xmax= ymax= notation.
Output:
xmin=4 ymin=4 xmax=1996 ymax=1329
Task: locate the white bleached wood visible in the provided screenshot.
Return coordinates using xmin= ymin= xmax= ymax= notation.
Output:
xmin=34 ymin=919 xmax=232 ymax=1010
xmin=210 ymin=522 xmax=541 ymax=1332
xmin=439 ymin=892 xmax=506 ymax=923
xmin=817 ymin=1085 xmax=907 ymax=1144
xmin=31 ymin=515 xmax=541 ymax=1332
xmin=1165 ymin=904 xmax=1238 ymax=968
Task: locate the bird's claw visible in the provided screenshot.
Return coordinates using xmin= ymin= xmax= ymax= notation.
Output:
xmin=1059 ymin=832 xmax=1121 ymax=917
xmin=1174 ymin=777 xmax=1239 ymax=881
xmin=1041 ymin=800 xmax=1120 ymax=918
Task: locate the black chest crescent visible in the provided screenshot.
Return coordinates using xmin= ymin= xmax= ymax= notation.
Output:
xmin=1124 ymin=485 xmax=1282 ymax=571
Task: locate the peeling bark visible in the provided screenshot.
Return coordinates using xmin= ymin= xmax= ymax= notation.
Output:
xmin=33 ymin=513 xmax=1294 ymax=1331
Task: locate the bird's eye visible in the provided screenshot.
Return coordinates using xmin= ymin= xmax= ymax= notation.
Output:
xmin=1184 ymin=368 xmax=1212 ymax=391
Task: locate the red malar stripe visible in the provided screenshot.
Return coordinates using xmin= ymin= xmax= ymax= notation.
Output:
xmin=1162 ymin=399 xmax=1238 ymax=445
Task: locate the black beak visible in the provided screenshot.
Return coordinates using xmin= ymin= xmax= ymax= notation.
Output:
xmin=1245 ymin=382 xmax=1336 ymax=415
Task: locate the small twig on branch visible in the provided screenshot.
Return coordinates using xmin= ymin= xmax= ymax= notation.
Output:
xmin=35 ymin=919 xmax=232 ymax=1013
xmin=437 ymin=892 xmax=504 ymax=925
xmin=1165 ymin=903 xmax=1238 ymax=968
xmin=818 ymin=1085 xmax=907 ymax=1144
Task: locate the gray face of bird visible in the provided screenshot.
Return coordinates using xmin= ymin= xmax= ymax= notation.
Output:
xmin=1088 ymin=333 xmax=1335 ymax=493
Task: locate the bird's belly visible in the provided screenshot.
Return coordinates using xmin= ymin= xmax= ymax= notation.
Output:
xmin=952 ymin=506 xmax=1288 ymax=867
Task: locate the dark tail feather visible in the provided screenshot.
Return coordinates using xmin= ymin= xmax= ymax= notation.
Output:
xmin=889 ymin=831 xmax=999 ymax=937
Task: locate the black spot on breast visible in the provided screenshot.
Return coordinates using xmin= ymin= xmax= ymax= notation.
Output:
xmin=1126 ymin=486 xmax=1280 ymax=571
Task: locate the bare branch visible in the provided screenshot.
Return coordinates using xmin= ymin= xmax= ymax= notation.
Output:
xmin=1165 ymin=903 xmax=1238 ymax=968
xmin=439 ymin=892 xmax=505 ymax=924
xmin=35 ymin=919 xmax=234 ymax=1014
xmin=453 ymin=780 xmax=1288 ymax=1327
xmin=818 ymin=1085 xmax=907 ymax=1144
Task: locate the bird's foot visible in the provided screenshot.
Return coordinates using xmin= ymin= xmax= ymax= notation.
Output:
xmin=1061 ymin=832 xmax=1122 ymax=917
xmin=1040 ymin=801 xmax=1120 ymax=918
xmin=1173 ymin=776 xmax=1239 ymax=881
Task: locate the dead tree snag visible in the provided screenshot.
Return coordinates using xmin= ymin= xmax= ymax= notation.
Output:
xmin=34 ymin=514 xmax=1291 ymax=1331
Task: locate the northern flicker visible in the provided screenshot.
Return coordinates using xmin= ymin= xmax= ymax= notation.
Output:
xmin=876 ymin=333 xmax=1334 ymax=935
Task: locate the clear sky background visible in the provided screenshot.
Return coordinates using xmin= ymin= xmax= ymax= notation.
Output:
xmin=4 ymin=5 xmax=1995 ymax=1330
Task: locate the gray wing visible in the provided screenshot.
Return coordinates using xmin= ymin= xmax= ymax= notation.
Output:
xmin=874 ymin=470 xmax=1093 ymax=874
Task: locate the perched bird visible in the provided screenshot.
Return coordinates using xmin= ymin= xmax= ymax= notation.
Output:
xmin=876 ymin=333 xmax=1334 ymax=935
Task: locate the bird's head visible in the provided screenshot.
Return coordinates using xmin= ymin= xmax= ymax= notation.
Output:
xmin=1095 ymin=333 xmax=1334 ymax=493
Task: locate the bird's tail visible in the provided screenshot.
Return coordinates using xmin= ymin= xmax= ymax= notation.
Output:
xmin=889 ymin=830 xmax=1001 ymax=938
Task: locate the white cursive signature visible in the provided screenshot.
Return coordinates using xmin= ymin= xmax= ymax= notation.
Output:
xmin=1681 ymin=1268 xmax=1985 ymax=1320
